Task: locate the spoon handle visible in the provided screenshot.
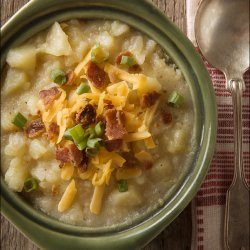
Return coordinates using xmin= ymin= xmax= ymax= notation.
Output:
xmin=224 ymin=78 xmax=249 ymax=250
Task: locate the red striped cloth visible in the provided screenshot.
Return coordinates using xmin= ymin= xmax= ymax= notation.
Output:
xmin=186 ymin=1 xmax=250 ymax=249
xmin=191 ymin=63 xmax=250 ymax=250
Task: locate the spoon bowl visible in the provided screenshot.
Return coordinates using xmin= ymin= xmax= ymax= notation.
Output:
xmin=195 ymin=0 xmax=249 ymax=78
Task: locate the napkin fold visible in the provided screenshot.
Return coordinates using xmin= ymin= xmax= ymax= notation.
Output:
xmin=186 ymin=1 xmax=250 ymax=250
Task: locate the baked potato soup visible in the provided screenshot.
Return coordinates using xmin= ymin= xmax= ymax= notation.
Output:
xmin=1 ymin=20 xmax=194 ymax=226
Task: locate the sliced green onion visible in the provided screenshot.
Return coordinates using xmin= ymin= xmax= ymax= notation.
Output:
xmin=76 ymin=81 xmax=90 ymax=95
xmin=120 ymin=56 xmax=137 ymax=67
xmin=87 ymin=138 xmax=102 ymax=148
xmin=94 ymin=121 xmax=104 ymax=137
xmin=118 ymin=179 xmax=128 ymax=192
xmin=85 ymin=127 xmax=96 ymax=139
xmin=76 ymin=138 xmax=88 ymax=150
xmin=63 ymin=129 xmax=73 ymax=141
xmin=69 ymin=124 xmax=85 ymax=144
xmin=50 ymin=69 xmax=67 ymax=85
xmin=12 ymin=112 xmax=27 ymax=129
xmin=91 ymin=44 xmax=109 ymax=64
xmin=167 ymin=91 xmax=184 ymax=108
xmin=23 ymin=178 xmax=38 ymax=192
xmin=86 ymin=147 xmax=100 ymax=157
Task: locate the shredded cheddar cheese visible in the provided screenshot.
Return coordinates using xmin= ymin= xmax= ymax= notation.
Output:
xmin=37 ymin=57 xmax=162 ymax=215
xmin=124 ymin=131 xmax=151 ymax=142
xmin=58 ymin=179 xmax=77 ymax=212
xmin=90 ymin=184 xmax=105 ymax=215
xmin=74 ymin=49 xmax=92 ymax=78
xmin=104 ymin=63 xmax=161 ymax=94
xmin=135 ymin=150 xmax=152 ymax=162
xmin=96 ymin=92 xmax=105 ymax=116
xmin=61 ymin=163 xmax=74 ymax=180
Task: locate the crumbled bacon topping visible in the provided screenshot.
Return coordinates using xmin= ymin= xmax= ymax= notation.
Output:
xmin=103 ymin=99 xmax=114 ymax=111
xmin=39 ymin=87 xmax=61 ymax=109
xmin=56 ymin=142 xmax=83 ymax=167
xmin=86 ymin=61 xmax=108 ymax=89
xmin=75 ymin=104 xmax=96 ymax=127
xmin=78 ymin=151 xmax=89 ymax=172
xmin=128 ymin=64 xmax=142 ymax=73
xmin=51 ymin=184 xmax=59 ymax=196
xmin=160 ymin=109 xmax=173 ymax=124
xmin=104 ymin=108 xmax=127 ymax=140
xmin=122 ymin=152 xmax=139 ymax=167
xmin=104 ymin=139 xmax=123 ymax=152
xmin=115 ymin=51 xmax=133 ymax=64
xmin=65 ymin=70 xmax=76 ymax=85
xmin=25 ymin=119 xmax=45 ymax=138
xmin=142 ymin=161 xmax=153 ymax=170
xmin=140 ymin=91 xmax=160 ymax=109
xmin=47 ymin=122 xmax=59 ymax=140
xmin=116 ymin=51 xmax=142 ymax=73
xmin=103 ymin=99 xmax=112 ymax=105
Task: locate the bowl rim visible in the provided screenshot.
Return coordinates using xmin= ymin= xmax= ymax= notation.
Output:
xmin=0 ymin=0 xmax=217 ymax=249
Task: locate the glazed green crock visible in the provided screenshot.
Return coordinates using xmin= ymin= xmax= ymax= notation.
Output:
xmin=0 ymin=0 xmax=217 ymax=249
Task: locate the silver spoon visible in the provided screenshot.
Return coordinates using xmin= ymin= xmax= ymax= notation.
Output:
xmin=195 ymin=0 xmax=249 ymax=249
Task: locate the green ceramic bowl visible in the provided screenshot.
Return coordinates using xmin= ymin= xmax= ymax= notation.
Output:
xmin=1 ymin=0 xmax=217 ymax=249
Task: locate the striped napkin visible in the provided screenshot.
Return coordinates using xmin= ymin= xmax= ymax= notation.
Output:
xmin=186 ymin=1 xmax=250 ymax=250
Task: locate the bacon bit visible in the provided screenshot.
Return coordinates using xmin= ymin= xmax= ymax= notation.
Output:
xmin=59 ymin=163 xmax=64 ymax=169
xmin=51 ymin=184 xmax=59 ymax=196
xmin=78 ymin=151 xmax=89 ymax=172
xmin=142 ymin=161 xmax=153 ymax=170
xmin=39 ymin=87 xmax=61 ymax=109
xmin=128 ymin=64 xmax=142 ymax=73
xmin=115 ymin=51 xmax=133 ymax=64
xmin=56 ymin=142 xmax=83 ymax=167
xmin=104 ymin=99 xmax=112 ymax=105
xmin=96 ymin=115 xmax=106 ymax=128
xmin=116 ymin=51 xmax=142 ymax=73
xmin=103 ymin=99 xmax=114 ymax=111
xmin=140 ymin=91 xmax=161 ymax=109
xmin=122 ymin=152 xmax=139 ymax=167
xmin=160 ymin=109 xmax=173 ymax=124
xmin=86 ymin=61 xmax=108 ymax=89
xmin=75 ymin=104 xmax=96 ymax=127
xmin=105 ymin=139 xmax=123 ymax=152
xmin=65 ymin=70 xmax=76 ymax=85
xmin=104 ymin=105 xmax=114 ymax=113
xmin=47 ymin=122 xmax=59 ymax=140
xmin=104 ymin=109 xmax=127 ymax=140
xmin=25 ymin=119 xmax=45 ymax=138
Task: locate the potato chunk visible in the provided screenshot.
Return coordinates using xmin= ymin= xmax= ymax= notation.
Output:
xmin=167 ymin=128 xmax=188 ymax=154
xmin=4 ymin=132 xmax=28 ymax=157
xmin=26 ymin=96 xmax=39 ymax=116
xmin=5 ymin=157 xmax=29 ymax=192
xmin=2 ymin=68 xmax=30 ymax=96
xmin=43 ymin=22 xmax=72 ymax=56
xmin=96 ymin=31 xmax=114 ymax=49
xmin=6 ymin=45 xmax=37 ymax=70
xmin=65 ymin=25 xmax=89 ymax=62
xmin=1 ymin=112 xmax=17 ymax=132
xmin=110 ymin=186 xmax=143 ymax=208
xmin=29 ymin=139 xmax=47 ymax=159
xmin=111 ymin=21 xmax=129 ymax=37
